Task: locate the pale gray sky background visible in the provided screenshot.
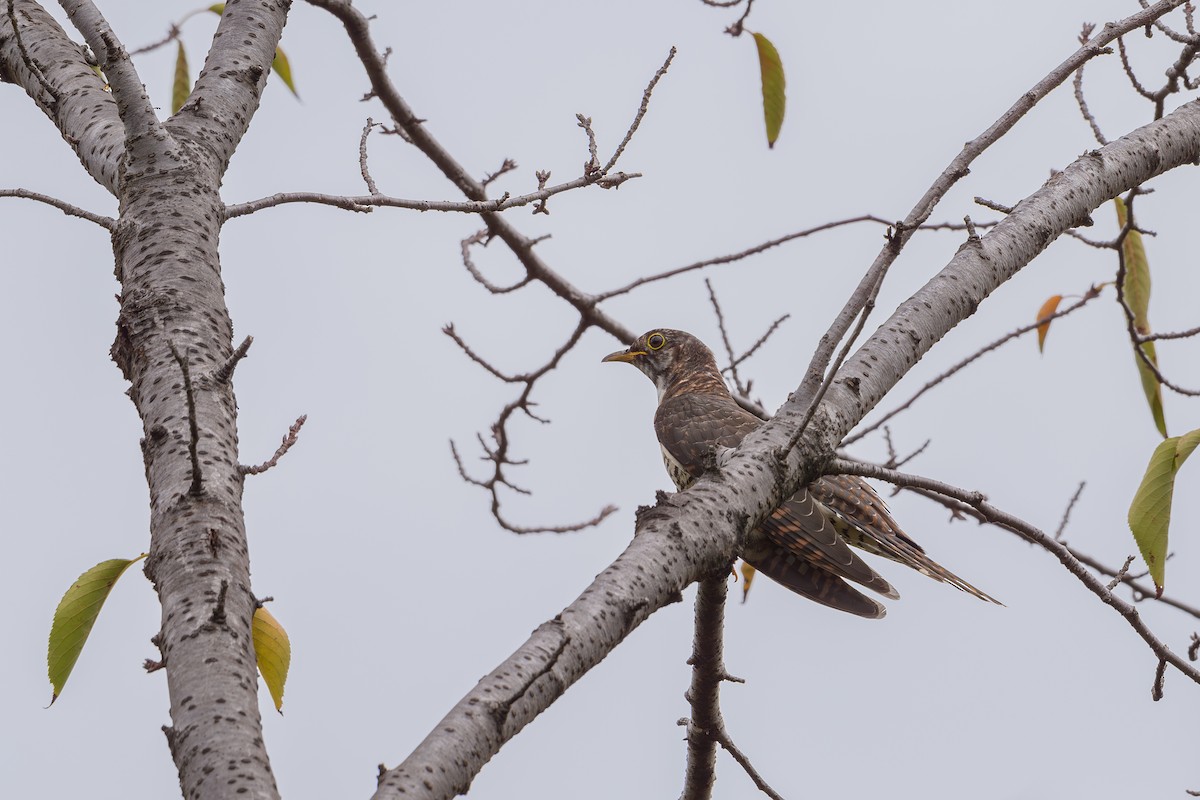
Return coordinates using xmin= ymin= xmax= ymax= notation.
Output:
xmin=3 ymin=1 xmax=1199 ymax=798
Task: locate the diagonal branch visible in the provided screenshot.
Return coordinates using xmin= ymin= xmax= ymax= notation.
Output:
xmin=829 ymin=457 xmax=1200 ymax=691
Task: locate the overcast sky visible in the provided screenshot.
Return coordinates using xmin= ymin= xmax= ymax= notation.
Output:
xmin=3 ymin=1 xmax=1199 ymax=798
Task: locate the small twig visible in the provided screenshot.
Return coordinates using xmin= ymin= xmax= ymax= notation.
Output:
xmin=214 ymin=335 xmax=253 ymax=384
xmin=241 ymin=415 xmax=307 ymax=476
xmin=597 ymin=216 xmax=904 ymax=302
xmin=1055 ymin=481 xmax=1087 ymax=540
xmin=705 ymin=279 xmax=746 ymax=394
xmin=482 ymin=158 xmax=518 ymax=189
xmin=458 ymin=229 xmax=533 ymax=295
xmin=1188 ymin=633 xmax=1199 ymax=661
xmin=0 ymin=188 xmax=114 ymax=229
xmin=167 ymin=342 xmax=203 ymax=496
xmin=576 ymin=114 xmax=601 ymax=176
xmin=1141 ymin=322 xmax=1200 ymax=342
xmin=222 ymin=169 xmax=642 ymax=220
xmin=710 ymin=727 xmax=786 ymax=800
xmin=359 ymin=117 xmax=380 ymax=194
xmin=1151 ymin=656 xmax=1167 ymax=700
xmin=447 ymin=320 xmax=618 ymax=534
xmin=1106 ymin=555 xmax=1137 ymax=591
xmin=1066 ymin=548 xmax=1200 ymax=618
xmin=973 ymin=196 xmax=1014 ymax=214
xmin=532 ymin=170 xmax=551 ymax=215
xmin=731 ymin=315 xmax=790 ymax=373
xmin=602 ymin=47 xmax=676 ymax=174
xmin=829 ymin=457 xmax=1200 ymax=689
xmin=724 ymin=0 xmax=756 ymax=36
xmin=782 ymin=260 xmax=887 ymax=459
xmin=1072 ymin=24 xmax=1110 ymax=145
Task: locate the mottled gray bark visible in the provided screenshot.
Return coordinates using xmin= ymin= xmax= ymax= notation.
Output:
xmin=2 ymin=3 xmax=290 ymax=799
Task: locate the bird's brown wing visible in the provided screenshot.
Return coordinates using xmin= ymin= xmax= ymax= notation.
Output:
xmin=813 ymin=475 xmax=1002 ymax=605
xmin=654 ymin=394 xmax=897 ymax=601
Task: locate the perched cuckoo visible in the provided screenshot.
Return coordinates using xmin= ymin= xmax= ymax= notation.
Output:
xmin=602 ymin=328 xmax=999 ymax=618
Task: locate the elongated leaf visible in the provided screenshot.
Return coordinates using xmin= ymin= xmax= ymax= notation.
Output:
xmin=47 ymin=555 xmax=146 ymax=704
xmin=739 ymin=561 xmax=757 ymax=602
xmin=1035 ymin=294 xmax=1063 ymax=353
xmin=271 ymin=47 xmax=299 ymax=98
xmin=1128 ymin=428 xmax=1200 ymax=592
xmin=751 ymin=32 xmax=785 ymax=148
xmin=208 ymin=3 xmax=225 ymax=14
xmin=1135 ymin=340 xmax=1167 ymax=437
xmin=253 ymin=606 xmax=291 ymax=713
xmin=1114 ymin=198 xmax=1166 ymax=436
xmin=172 ymin=41 xmax=190 ymax=115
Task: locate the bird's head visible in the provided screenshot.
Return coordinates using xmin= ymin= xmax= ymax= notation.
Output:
xmin=602 ymin=328 xmax=726 ymax=400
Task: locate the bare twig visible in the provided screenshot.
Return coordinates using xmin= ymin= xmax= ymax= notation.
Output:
xmin=602 ymin=47 xmax=676 ymax=174
xmin=458 ymin=229 xmax=533 ymax=294
xmin=830 ymin=457 xmax=1200 ymax=688
xmin=0 ymin=188 xmax=114 ymax=228
xmin=1106 ymin=555 xmax=1137 ymax=591
xmin=445 ymin=320 xmax=617 ymax=534
xmin=360 ymin=117 xmax=380 ymax=194
xmin=709 ymin=728 xmax=786 ymax=800
xmin=1055 ymin=481 xmax=1087 ymax=540
xmin=241 ymin=415 xmax=307 ymax=476
xmin=223 ymin=170 xmax=642 ymax=220
xmin=214 ymin=335 xmax=253 ymax=384
xmin=1072 ymin=36 xmax=1109 ymax=145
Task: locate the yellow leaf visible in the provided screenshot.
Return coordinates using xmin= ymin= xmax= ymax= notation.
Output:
xmin=739 ymin=561 xmax=757 ymax=602
xmin=1128 ymin=428 xmax=1200 ymax=592
xmin=47 ymin=555 xmax=146 ymax=704
xmin=1114 ymin=198 xmax=1166 ymax=437
xmin=171 ymin=41 xmax=190 ymax=115
xmin=750 ymin=32 xmax=786 ymax=148
xmin=271 ymin=47 xmax=299 ymax=98
xmin=208 ymin=3 xmax=225 ymax=14
xmin=1035 ymin=294 xmax=1062 ymax=353
xmin=253 ymin=606 xmax=291 ymax=713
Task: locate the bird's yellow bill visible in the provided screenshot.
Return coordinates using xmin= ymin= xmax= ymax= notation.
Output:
xmin=601 ymin=349 xmax=645 ymax=363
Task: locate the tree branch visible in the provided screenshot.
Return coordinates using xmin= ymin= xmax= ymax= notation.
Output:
xmin=829 ymin=457 xmax=1200 ymax=691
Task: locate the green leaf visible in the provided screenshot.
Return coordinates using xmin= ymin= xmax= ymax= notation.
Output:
xmin=253 ymin=605 xmax=291 ymax=713
xmin=172 ymin=41 xmax=191 ymax=115
xmin=1128 ymin=428 xmax=1200 ymax=592
xmin=208 ymin=3 xmax=225 ymax=14
xmin=1115 ymin=198 xmax=1166 ymax=437
xmin=750 ymin=32 xmax=786 ymax=148
xmin=47 ymin=555 xmax=146 ymax=704
xmin=271 ymin=47 xmax=299 ymax=98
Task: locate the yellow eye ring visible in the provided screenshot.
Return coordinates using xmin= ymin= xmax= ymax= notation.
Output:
xmin=647 ymin=332 xmax=666 ymax=351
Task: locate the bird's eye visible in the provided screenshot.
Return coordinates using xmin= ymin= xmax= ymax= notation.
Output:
xmin=647 ymin=332 xmax=666 ymax=351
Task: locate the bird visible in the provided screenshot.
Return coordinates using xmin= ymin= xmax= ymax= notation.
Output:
xmin=602 ymin=328 xmax=1000 ymax=618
